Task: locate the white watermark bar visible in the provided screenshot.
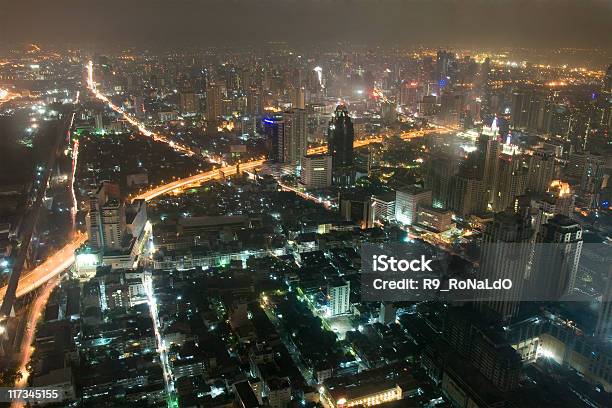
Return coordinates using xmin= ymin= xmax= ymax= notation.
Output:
xmin=361 ymin=243 xmax=611 ymax=303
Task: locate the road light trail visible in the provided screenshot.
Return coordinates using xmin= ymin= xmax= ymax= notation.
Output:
xmin=70 ymin=138 xmax=79 ymax=229
xmin=10 ymin=276 xmax=61 ymax=408
xmin=0 ymin=159 xmax=266 ymax=301
xmin=143 ymin=273 xmax=175 ymax=405
xmin=86 ymin=61 xmax=197 ymax=158
xmin=306 ymin=126 xmax=456 ymax=155
xmin=0 ymin=88 xmax=18 ymax=106
xmin=132 ymin=159 xmax=266 ymax=202
xmin=278 ymin=182 xmax=333 ymax=209
xmin=0 ymin=234 xmax=87 ymax=304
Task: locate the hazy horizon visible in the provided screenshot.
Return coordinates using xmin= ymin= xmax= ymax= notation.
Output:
xmin=1 ymin=0 xmax=610 ymax=52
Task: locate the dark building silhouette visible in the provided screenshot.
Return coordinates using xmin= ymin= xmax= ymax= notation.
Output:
xmin=327 ymin=105 xmax=355 ymax=185
xmin=263 ymin=116 xmax=284 ymax=163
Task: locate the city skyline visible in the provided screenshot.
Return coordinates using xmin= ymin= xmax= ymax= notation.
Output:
xmin=0 ymin=3 xmax=611 ymax=407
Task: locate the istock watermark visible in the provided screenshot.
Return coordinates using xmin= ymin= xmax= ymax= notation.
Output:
xmin=360 ymin=243 xmax=610 ymax=303
xmin=372 ymin=254 xmax=433 ymax=272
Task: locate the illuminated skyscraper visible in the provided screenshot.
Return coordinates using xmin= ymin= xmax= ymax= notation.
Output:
xmin=531 ymin=180 xmax=574 ymax=235
xmin=87 ymin=182 xmax=125 ymax=252
xmin=206 ymin=83 xmax=224 ymax=123
xmin=492 ymin=145 xmax=528 ymax=212
xmin=292 ymin=86 xmax=306 ymax=109
xmin=282 ymin=108 xmax=307 ymax=164
xmin=328 ymin=278 xmax=350 ymax=316
xmin=478 ymin=118 xmax=501 ymax=205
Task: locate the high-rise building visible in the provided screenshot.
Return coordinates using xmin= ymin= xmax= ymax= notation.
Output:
xmin=531 ymin=215 xmax=582 ymax=300
xmin=328 ymin=278 xmax=350 ymax=316
xmin=206 ymin=83 xmax=224 ymax=123
xmin=531 ymin=180 xmax=574 ymax=235
xmin=492 ymin=145 xmax=528 ymax=212
xmin=378 ymin=302 xmax=396 ymax=325
xmin=370 ymin=193 xmax=396 ymax=223
xmin=327 ymin=105 xmax=355 ymax=185
xmin=604 ymin=64 xmax=612 ymax=94
xmin=450 ymin=174 xmax=486 ymax=217
xmin=339 ymin=193 xmax=374 ymax=229
xmin=478 ymin=119 xmax=501 ymax=205
xmin=595 ymin=265 xmax=612 ymax=342
xmin=449 ymin=153 xmax=487 ymax=217
xmin=133 ymin=96 xmax=145 ymax=118
xmin=94 ymin=111 xmax=104 ymax=132
xmin=444 ymin=307 xmax=522 ymax=392
xmin=395 ymin=186 xmax=432 ymax=226
xmin=300 ymin=154 xmax=332 ymax=189
xmin=291 ymin=86 xmax=306 ymax=109
xmin=282 ymin=108 xmax=307 ymax=164
xmin=179 ymin=87 xmax=198 ymax=113
xmin=424 ymin=151 xmax=459 ymax=210
xmin=263 ymin=116 xmax=284 ymax=162
xmin=568 ymin=152 xmax=605 ymax=208
xmin=511 ymin=89 xmax=529 ymax=129
xmin=247 ymin=87 xmax=263 ymax=116
xmin=87 ymin=182 xmax=126 ymax=252
xmin=480 ymin=208 xmax=533 ymax=322
xmin=527 ymin=151 xmax=556 ymax=194
xmin=436 ymin=50 xmax=456 ymax=83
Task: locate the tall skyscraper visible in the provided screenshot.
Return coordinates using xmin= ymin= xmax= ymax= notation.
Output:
xmin=449 ymin=153 xmax=487 ymax=217
xmin=263 ymin=116 xmax=284 ymax=163
xmin=179 ymin=87 xmax=198 ymax=113
xmin=327 ymin=105 xmax=355 ymax=185
xmin=379 ymin=302 xmax=397 ymax=325
xmin=282 ymin=108 xmax=307 ymax=164
xmin=87 ymin=182 xmax=126 ymax=252
xmin=424 ymin=151 xmax=458 ymax=209
xmin=492 ymin=145 xmax=528 ymax=212
xmin=94 ymin=111 xmax=104 ymax=132
xmin=531 ymin=180 xmax=574 ymax=235
xmin=478 ymin=119 xmax=501 ymax=206
xmin=133 ymin=96 xmax=145 ymax=118
xmin=247 ymin=86 xmax=263 ymax=116
xmin=480 ymin=208 xmax=533 ymax=322
xmin=595 ymin=265 xmax=612 ymax=342
xmin=291 ymin=86 xmax=306 ymax=109
xmin=527 ymin=151 xmax=556 ymax=194
xmin=531 ymin=215 xmax=583 ymax=300
xmin=206 ymin=83 xmax=224 ymax=123
xmin=603 ymin=64 xmax=612 ymax=94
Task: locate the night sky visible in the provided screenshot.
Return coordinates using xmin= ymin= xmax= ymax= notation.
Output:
xmin=1 ymin=0 xmax=611 ymax=49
